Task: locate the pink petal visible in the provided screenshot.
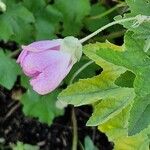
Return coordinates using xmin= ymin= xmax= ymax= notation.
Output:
xmin=22 ymin=50 xmax=70 ymax=77
xmin=30 ymin=52 xmax=73 ymax=95
xmin=16 ymin=50 xmax=28 ymax=64
xmin=23 ymin=39 xmax=62 ymax=52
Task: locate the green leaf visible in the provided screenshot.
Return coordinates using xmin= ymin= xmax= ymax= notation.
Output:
xmin=87 ymin=89 xmax=135 ymax=126
xmin=22 ymin=89 xmax=64 ymax=125
xmin=83 ymin=40 xmax=127 ymax=80
xmin=84 ymin=136 xmax=98 ymax=150
xmin=21 ymin=74 xmax=30 ymax=89
xmin=95 ymin=32 xmax=150 ymax=134
xmin=0 ymin=16 xmax=14 ymax=40
xmin=0 ymin=2 xmax=35 ymax=43
xmin=85 ymin=4 xmax=109 ymax=32
xmin=23 ymin=0 xmax=46 ymax=13
xmin=12 ymin=141 xmax=39 ymax=150
xmin=9 ymin=3 xmax=34 ymax=23
xmin=98 ymin=106 xmax=150 ymax=150
xmin=58 ymin=75 xmax=132 ymax=106
xmin=114 ymin=132 xmax=150 ymax=150
xmin=23 ymin=0 xmax=62 ymax=40
xmin=95 ymin=38 xmax=148 ymax=72
xmin=98 ymin=105 xmax=131 ymax=140
xmin=83 ymin=40 xmax=126 ymax=70
xmin=54 ymin=0 xmax=90 ymax=36
xmin=117 ymin=0 xmax=150 ymax=49
xmin=0 ymin=50 xmax=20 ymax=89
xmin=128 ymin=96 xmax=150 ymax=135
xmin=12 ymin=23 xmax=34 ymax=44
xmin=73 ymin=31 xmax=150 ymax=136
xmin=34 ymin=5 xmax=62 ymax=40
xmin=35 ymin=17 xmax=56 ymax=40
xmin=126 ymin=0 xmax=150 ymax=16
xmin=115 ymin=71 xmax=136 ymax=88
xmin=144 ymin=38 xmax=150 ymax=52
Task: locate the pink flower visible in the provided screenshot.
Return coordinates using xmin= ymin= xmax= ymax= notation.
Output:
xmin=17 ymin=37 xmax=82 ymax=95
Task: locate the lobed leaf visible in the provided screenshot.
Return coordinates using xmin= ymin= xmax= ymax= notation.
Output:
xmin=99 ymin=106 xmax=150 ymax=150
xmin=117 ymin=0 xmax=150 ymax=51
xmin=87 ymin=89 xmax=135 ymax=126
xmin=95 ymin=32 xmax=150 ymax=135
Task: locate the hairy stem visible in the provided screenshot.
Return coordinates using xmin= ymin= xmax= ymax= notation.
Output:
xmin=80 ymin=16 xmax=136 ymax=43
xmin=69 ymin=60 xmax=94 ymax=85
xmin=70 ymin=60 xmax=94 ymax=150
xmin=88 ymin=2 xmax=126 ymax=20
xmin=71 ymin=107 xmax=78 ymax=150
xmin=90 ymin=30 xmax=126 ymax=42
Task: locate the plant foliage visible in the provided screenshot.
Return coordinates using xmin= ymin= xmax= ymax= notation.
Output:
xmin=0 ymin=0 xmax=150 ymax=149
xmin=58 ymin=0 xmax=150 ymax=149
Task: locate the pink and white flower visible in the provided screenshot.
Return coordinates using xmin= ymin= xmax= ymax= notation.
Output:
xmin=17 ymin=37 xmax=82 ymax=95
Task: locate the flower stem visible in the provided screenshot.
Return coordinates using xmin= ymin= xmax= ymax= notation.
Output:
xmin=80 ymin=16 xmax=136 ymax=43
xmin=88 ymin=2 xmax=126 ymax=20
xmin=69 ymin=60 xmax=94 ymax=85
xmin=70 ymin=60 xmax=94 ymax=150
xmin=71 ymin=107 xmax=78 ymax=150
xmin=91 ymin=30 xmax=125 ymax=42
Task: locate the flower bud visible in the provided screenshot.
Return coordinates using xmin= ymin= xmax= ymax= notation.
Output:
xmin=17 ymin=37 xmax=82 ymax=95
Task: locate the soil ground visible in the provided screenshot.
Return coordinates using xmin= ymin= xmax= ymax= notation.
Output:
xmin=0 ymin=88 xmax=113 ymax=150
